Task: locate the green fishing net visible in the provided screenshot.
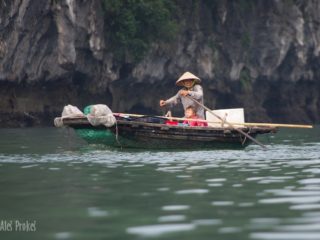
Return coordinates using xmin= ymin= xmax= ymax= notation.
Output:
xmin=75 ymin=128 xmax=116 ymax=144
xmin=77 ymin=105 xmax=116 ymax=144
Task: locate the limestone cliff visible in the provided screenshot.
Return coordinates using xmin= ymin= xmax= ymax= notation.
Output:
xmin=0 ymin=0 xmax=319 ymax=127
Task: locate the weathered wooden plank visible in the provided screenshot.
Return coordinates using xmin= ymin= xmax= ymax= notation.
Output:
xmin=59 ymin=116 xmax=276 ymax=149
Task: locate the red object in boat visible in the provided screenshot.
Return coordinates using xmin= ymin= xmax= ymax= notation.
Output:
xmin=165 ymin=120 xmax=178 ymax=125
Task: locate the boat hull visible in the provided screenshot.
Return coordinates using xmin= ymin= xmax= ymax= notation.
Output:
xmin=61 ymin=117 xmax=276 ymax=149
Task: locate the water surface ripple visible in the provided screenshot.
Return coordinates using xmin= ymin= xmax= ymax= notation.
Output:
xmin=0 ymin=127 xmax=319 ymax=240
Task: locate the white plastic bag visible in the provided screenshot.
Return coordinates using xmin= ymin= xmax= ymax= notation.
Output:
xmin=62 ymin=105 xmax=84 ymax=117
xmin=87 ymin=104 xmax=116 ymax=127
xmin=54 ymin=105 xmax=85 ymax=127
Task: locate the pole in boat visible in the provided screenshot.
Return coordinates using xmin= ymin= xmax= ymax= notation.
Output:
xmin=185 ymin=95 xmax=267 ymax=150
xmin=114 ymin=112 xmax=313 ymax=128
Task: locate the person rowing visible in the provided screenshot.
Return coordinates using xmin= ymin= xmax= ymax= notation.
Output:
xmin=159 ymin=71 xmax=205 ymax=119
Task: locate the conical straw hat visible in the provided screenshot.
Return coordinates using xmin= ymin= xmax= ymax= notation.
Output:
xmin=176 ymin=72 xmax=201 ymax=86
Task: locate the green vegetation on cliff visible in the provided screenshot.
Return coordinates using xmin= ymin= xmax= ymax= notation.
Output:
xmin=102 ymin=0 xmax=178 ymax=62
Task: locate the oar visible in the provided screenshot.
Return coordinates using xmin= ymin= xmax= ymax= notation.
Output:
xmin=185 ymin=95 xmax=267 ymax=149
xmin=113 ymin=113 xmax=313 ymax=129
xmin=227 ymin=122 xmax=313 ymax=129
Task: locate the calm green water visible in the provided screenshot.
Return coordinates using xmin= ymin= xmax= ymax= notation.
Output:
xmin=0 ymin=127 xmax=319 ymax=240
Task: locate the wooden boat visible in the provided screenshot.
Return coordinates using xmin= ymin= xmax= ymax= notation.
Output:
xmin=59 ymin=115 xmax=277 ymax=149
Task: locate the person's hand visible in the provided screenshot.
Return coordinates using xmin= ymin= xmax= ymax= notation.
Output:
xmin=159 ymin=100 xmax=166 ymax=107
xmin=179 ymin=90 xmax=189 ymax=96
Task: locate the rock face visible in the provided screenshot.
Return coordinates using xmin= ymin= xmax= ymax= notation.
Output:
xmin=0 ymin=0 xmax=319 ymax=127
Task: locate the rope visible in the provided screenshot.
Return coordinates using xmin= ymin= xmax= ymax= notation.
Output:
xmin=114 ymin=120 xmax=122 ymax=149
